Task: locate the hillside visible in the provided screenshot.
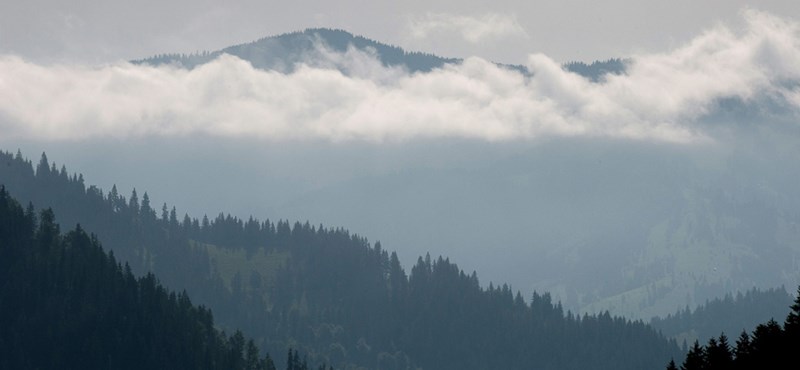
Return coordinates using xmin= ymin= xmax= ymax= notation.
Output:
xmin=667 ymin=287 xmax=799 ymax=370
xmin=0 ymin=149 xmax=681 ymax=370
xmin=650 ymin=287 xmax=794 ymax=346
xmin=6 ymin=16 xmax=800 ymax=327
xmin=0 ymin=187 xmax=281 ymax=370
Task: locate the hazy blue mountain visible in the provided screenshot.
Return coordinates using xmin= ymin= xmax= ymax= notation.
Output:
xmin=259 ymin=137 xmax=800 ymax=319
xmin=134 ymin=28 xmax=459 ymax=73
xmin=134 ymin=28 xmax=624 ymax=79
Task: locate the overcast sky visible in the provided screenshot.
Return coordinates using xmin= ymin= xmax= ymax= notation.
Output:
xmin=2 ymin=0 xmax=799 ymax=64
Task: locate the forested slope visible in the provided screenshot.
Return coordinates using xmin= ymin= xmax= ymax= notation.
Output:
xmin=0 ymin=187 xmax=281 ymax=370
xmin=667 ymin=287 xmax=800 ymax=370
xmin=651 ymin=287 xmax=794 ymax=345
xmin=0 ymin=150 xmax=681 ymax=370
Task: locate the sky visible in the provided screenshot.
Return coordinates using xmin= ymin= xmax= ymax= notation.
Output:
xmin=1 ymin=0 xmax=799 ymax=64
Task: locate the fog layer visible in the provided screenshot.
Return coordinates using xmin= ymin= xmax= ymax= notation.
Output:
xmin=2 ymin=10 xmax=800 ymax=317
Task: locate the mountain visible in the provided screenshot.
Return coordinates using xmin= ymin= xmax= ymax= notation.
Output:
xmin=0 ymin=187 xmax=281 ymax=370
xmin=13 ymin=26 xmax=800 ymax=327
xmin=133 ymin=27 xmax=626 ymax=80
xmin=94 ymin=28 xmax=800 ymax=322
xmin=251 ymin=137 xmax=800 ymax=320
xmin=0 ymin=149 xmax=682 ymax=370
xmin=650 ymin=287 xmax=795 ymax=346
xmin=134 ymin=28 xmax=459 ymax=73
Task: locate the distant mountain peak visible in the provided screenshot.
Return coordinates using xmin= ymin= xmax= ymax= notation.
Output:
xmin=134 ymin=27 xmax=459 ymax=74
xmin=134 ymin=28 xmax=626 ymax=80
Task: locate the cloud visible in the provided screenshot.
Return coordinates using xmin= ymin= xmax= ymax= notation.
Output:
xmin=0 ymin=9 xmax=799 ymax=144
xmin=407 ymin=12 xmax=529 ymax=43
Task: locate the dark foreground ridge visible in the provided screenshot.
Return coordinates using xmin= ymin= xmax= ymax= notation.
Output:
xmin=0 ymin=186 xmax=292 ymax=369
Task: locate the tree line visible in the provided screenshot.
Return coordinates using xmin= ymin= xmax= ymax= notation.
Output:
xmin=667 ymin=286 xmax=799 ymax=369
xmin=0 ymin=185 xmax=315 ymax=369
xmin=0 ymin=150 xmax=682 ymax=369
xmin=650 ymin=286 xmax=794 ymax=345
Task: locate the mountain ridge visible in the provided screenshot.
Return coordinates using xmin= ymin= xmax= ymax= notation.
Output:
xmin=133 ymin=27 xmax=626 ymax=80
xmin=0 ymin=149 xmax=681 ymax=370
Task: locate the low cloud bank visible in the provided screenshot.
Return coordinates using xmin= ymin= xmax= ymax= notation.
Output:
xmin=1 ymin=9 xmax=798 ymax=143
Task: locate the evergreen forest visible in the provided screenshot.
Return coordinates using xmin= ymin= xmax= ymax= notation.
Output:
xmin=0 ymin=149 xmax=683 ymax=369
xmin=650 ymin=287 xmax=794 ymax=345
xmin=0 ymin=186 xmax=301 ymax=369
xmin=666 ymin=287 xmax=800 ymax=370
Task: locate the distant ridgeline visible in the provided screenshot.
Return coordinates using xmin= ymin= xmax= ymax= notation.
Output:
xmin=562 ymin=59 xmax=627 ymax=82
xmin=132 ymin=27 xmax=627 ymax=81
xmin=0 ymin=149 xmax=680 ymax=370
xmin=666 ymin=287 xmax=800 ymax=370
xmin=132 ymin=28 xmax=459 ymax=73
xmin=650 ymin=287 xmax=794 ymax=346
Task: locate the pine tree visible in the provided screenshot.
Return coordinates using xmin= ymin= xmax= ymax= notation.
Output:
xmin=141 ymin=192 xmax=155 ymax=221
xmin=263 ymin=353 xmax=277 ymax=370
xmin=245 ymin=339 xmax=260 ymax=370
xmin=785 ymin=286 xmax=800 ymax=338
xmin=681 ymin=340 xmax=706 ymax=370
xmin=733 ymin=331 xmax=752 ymax=370
xmin=666 ymin=359 xmax=678 ymax=370
xmin=129 ymin=189 xmax=140 ymax=215
xmin=706 ymin=334 xmax=733 ymax=369
xmin=36 ymin=152 xmax=50 ymax=177
xmin=287 ymin=349 xmax=295 ymax=370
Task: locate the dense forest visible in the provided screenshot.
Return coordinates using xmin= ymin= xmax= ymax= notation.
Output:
xmin=667 ymin=287 xmax=800 ymax=370
xmin=0 ymin=186 xmax=289 ymax=369
xmin=650 ymin=287 xmax=794 ymax=345
xmin=0 ymin=150 xmax=681 ymax=369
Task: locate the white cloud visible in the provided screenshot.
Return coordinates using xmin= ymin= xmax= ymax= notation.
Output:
xmin=407 ymin=12 xmax=529 ymax=43
xmin=0 ymin=9 xmax=799 ymax=144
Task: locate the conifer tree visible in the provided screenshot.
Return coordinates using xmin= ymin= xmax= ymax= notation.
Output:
xmin=733 ymin=331 xmax=752 ymax=370
xmin=129 ymin=188 xmax=140 ymax=215
xmin=666 ymin=359 xmax=678 ymax=370
xmin=785 ymin=286 xmax=800 ymax=338
xmin=706 ymin=335 xmax=733 ymax=370
xmin=681 ymin=340 xmax=706 ymax=370
xmin=287 ymin=349 xmax=296 ymax=370
xmin=36 ymin=152 xmax=50 ymax=176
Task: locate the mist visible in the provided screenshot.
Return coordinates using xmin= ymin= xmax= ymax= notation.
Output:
xmin=2 ymin=9 xmax=800 ymax=318
xmin=2 ymin=10 xmax=799 ymax=144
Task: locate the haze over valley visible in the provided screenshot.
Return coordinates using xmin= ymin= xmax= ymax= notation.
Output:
xmin=2 ymin=2 xmax=800 ymax=369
